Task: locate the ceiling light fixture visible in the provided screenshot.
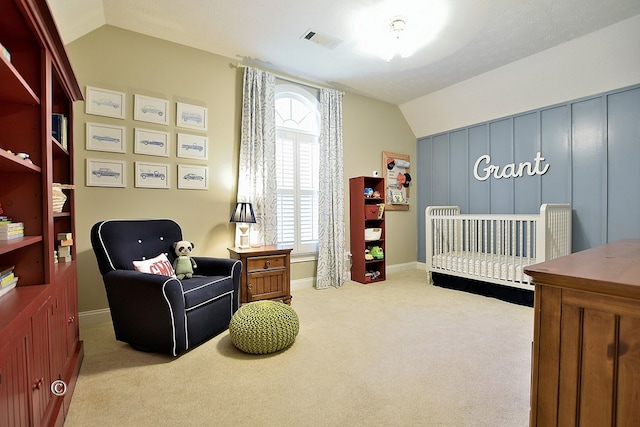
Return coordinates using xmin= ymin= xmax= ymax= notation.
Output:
xmin=390 ymin=16 xmax=406 ymax=37
xmin=384 ymin=16 xmax=411 ymax=62
xmin=354 ymin=0 xmax=449 ymax=64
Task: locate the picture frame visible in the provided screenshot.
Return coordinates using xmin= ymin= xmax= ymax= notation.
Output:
xmin=86 ymin=158 xmax=126 ymax=187
xmin=135 ymin=161 xmax=170 ymax=189
xmin=134 ymin=128 xmax=170 ymax=157
xmin=382 ymin=151 xmax=411 ymax=211
xmin=134 ymin=94 xmax=169 ymax=125
xmin=86 ymin=122 xmax=126 ymax=153
xmin=176 ymin=102 xmax=207 ymax=130
xmin=177 ymin=133 xmax=208 ymax=159
xmin=85 ymin=86 xmax=125 ymax=119
xmin=177 ymin=164 xmax=208 ymax=190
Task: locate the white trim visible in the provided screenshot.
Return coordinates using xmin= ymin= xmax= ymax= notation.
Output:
xmin=289 ymin=262 xmax=422 ymax=292
xmin=79 ymin=308 xmax=112 ymax=328
xmin=291 ymin=277 xmax=315 ymax=291
xmin=386 ymin=261 xmax=421 ymax=274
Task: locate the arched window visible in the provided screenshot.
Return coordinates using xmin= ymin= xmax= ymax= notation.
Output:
xmin=275 ymin=83 xmax=320 ymax=254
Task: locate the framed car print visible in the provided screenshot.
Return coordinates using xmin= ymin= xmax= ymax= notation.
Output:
xmin=135 ymin=161 xmax=170 ymax=189
xmin=86 ymin=158 xmax=126 ymax=187
xmin=85 ymin=86 xmax=125 ymax=119
xmin=134 ymin=128 xmax=170 ymax=157
xmin=178 ymin=164 xmax=208 ymax=190
xmin=134 ymin=94 xmax=169 ymax=125
xmin=177 ymin=133 xmax=208 ymax=160
xmin=176 ymin=102 xmax=207 ymax=131
xmin=86 ymin=122 xmax=126 ymax=153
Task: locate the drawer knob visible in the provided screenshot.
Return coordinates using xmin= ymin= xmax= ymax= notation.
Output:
xmin=263 ymin=261 xmax=270 ymax=269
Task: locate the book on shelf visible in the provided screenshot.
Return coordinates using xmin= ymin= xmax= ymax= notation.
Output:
xmin=52 ymin=113 xmax=68 ymax=149
xmin=0 ymin=265 xmax=14 ymax=280
xmin=1 ymin=272 xmax=14 ymax=285
xmin=0 ymin=42 xmax=10 ymax=62
xmin=0 ymin=222 xmax=24 ymax=240
xmin=0 ymin=234 xmax=24 ymax=241
xmin=0 ymin=276 xmax=18 ymax=299
xmin=0 ymin=221 xmax=23 ymax=229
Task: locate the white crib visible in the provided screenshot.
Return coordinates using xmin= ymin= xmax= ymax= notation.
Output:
xmin=425 ymin=204 xmax=572 ymax=291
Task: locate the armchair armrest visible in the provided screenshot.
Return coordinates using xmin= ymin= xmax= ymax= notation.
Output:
xmin=192 ymin=257 xmax=242 ymax=311
xmin=102 ymin=270 xmax=187 ymax=355
xmin=192 ymin=257 xmax=239 ymax=276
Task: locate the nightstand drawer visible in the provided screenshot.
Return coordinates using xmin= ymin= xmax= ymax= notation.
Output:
xmin=246 ymin=255 xmax=286 ymax=272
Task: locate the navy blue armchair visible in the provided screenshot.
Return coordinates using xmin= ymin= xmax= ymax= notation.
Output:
xmin=91 ymin=219 xmax=242 ymax=356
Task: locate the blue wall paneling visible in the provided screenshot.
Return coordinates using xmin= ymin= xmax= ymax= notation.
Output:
xmin=417 ymin=84 xmax=640 ymax=262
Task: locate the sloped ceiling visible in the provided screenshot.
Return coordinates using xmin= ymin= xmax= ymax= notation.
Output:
xmin=46 ymin=0 xmax=640 ymax=105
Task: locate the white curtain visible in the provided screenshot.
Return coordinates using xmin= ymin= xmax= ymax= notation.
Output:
xmin=316 ymin=88 xmax=349 ymax=289
xmin=237 ymin=67 xmax=277 ymax=246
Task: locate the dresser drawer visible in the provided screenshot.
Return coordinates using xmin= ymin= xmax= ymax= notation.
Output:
xmin=246 ymin=255 xmax=286 ymax=272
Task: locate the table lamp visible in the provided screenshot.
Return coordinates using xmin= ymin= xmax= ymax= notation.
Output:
xmin=230 ymin=202 xmax=256 ymax=248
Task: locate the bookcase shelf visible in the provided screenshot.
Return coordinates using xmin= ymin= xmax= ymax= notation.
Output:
xmin=0 ymin=235 xmax=43 ymax=255
xmin=0 ymin=0 xmax=83 ymax=425
xmin=349 ymin=176 xmax=386 ymax=284
xmin=0 ymin=148 xmax=42 ymax=172
xmin=0 ymin=53 xmax=40 ymax=105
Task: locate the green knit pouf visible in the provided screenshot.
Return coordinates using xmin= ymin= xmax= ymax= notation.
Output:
xmin=229 ymin=301 xmax=299 ymax=354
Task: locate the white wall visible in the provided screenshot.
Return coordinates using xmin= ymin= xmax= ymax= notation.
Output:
xmin=400 ymin=14 xmax=640 ymax=138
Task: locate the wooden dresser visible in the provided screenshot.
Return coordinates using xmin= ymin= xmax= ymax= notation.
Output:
xmin=228 ymin=246 xmax=292 ymax=305
xmin=525 ymin=239 xmax=640 ymax=426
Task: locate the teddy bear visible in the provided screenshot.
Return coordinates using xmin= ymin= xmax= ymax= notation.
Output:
xmin=172 ymin=240 xmax=197 ymax=279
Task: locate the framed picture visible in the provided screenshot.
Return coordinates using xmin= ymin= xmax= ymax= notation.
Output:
xmin=86 ymin=158 xmax=126 ymax=187
xmin=176 ymin=102 xmax=207 ymax=130
xmin=382 ymin=151 xmax=411 ymax=211
xmin=177 ymin=164 xmax=208 ymax=190
xmin=177 ymin=133 xmax=208 ymax=159
xmin=134 ymin=94 xmax=169 ymax=125
xmin=134 ymin=128 xmax=170 ymax=157
xmin=85 ymin=86 xmax=125 ymax=119
xmin=135 ymin=161 xmax=170 ymax=189
xmin=86 ymin=122 xmax=126 ymax=153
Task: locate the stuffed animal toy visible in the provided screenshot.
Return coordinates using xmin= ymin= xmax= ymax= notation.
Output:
xmin=172 ymin=240 xmax=197 ymax=279
xmin=364 ymin=249 xmax=373 ymax=261
xmin=370 ymin=246 xmax=384 ymax=260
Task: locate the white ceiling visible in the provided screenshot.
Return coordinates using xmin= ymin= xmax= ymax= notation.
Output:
xmin=47 ymin=0 xmax=640 ymax=105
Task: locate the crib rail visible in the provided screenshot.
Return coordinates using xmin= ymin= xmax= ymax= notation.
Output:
xmin=425 ymin=204 xmax=571 ymax=290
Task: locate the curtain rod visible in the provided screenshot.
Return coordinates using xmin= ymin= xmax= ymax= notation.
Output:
xmin=234 ymin=62 xmax=344 ymax=95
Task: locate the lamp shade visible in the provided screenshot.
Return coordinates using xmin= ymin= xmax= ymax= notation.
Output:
xmin=230 ymin=202 xmax=256 ymax=224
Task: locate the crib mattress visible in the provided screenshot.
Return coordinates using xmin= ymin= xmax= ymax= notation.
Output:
xmin=432 ymin=251 xmax=534 ymax=284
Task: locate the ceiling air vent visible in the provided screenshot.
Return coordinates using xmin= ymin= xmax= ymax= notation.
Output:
xmin=300 ymin=29 xmax=342 ymax=49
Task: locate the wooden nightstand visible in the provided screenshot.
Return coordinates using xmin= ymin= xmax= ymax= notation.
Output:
xmin=228 ymin=246 xmax=293 ymax=305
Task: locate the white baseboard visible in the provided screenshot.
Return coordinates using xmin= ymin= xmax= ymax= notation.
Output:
xmin=386 ymin=261 xmax=422 ymax=273
xmin=78 ymin=263 xmax=425 ymax=324
xmin=291 ymin=277 xmax=316 ymax=291
xmin=79 ymin=308 xmax=112 ymax=328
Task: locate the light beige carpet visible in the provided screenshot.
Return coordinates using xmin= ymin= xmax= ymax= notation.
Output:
xmin=65 ymin=269 xmax=532 ymax=426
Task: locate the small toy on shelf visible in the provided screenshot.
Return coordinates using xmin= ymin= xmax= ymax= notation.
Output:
xmin=364 ymin=187 xmax=374 ymax=198
xmin=364 ymin=249 xmax=373 ymax=260
xmin=370 ymin=246 xmax=384 ymax=260
xmin=57 ymin=232 xmax=73 ymax=262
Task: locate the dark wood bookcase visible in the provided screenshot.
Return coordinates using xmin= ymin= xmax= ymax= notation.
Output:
xmin=0 ymin=0 xmax=83 ymax=425
xmin=349 ymin=176 xmax=386 ymax=284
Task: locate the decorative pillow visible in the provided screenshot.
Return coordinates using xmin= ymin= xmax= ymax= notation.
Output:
xmin=133 ymin=253 xmax=176 ymax=277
